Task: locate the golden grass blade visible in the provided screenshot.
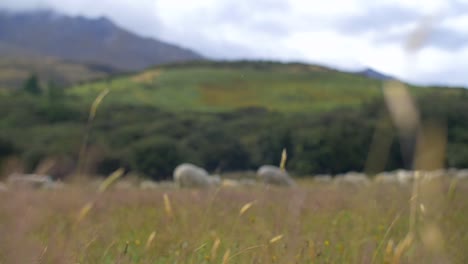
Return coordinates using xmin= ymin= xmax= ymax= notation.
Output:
xmin=193 ymin=242 xmax=207 ymax=252
xmin=76 ymin=201 xmax=94 ymax=223
xmin=383 ymin=81 xmax=420 ymax=137
xmin=228 ymin=245 xmax=266 ymax=261
xmin=392 ymin=234 xmax=414 ymax=264
xmin=280 ymin=148 xmax=287 ymax=171
xmin=76 ymin=88 xmax=110 ymax=178
xmin=145 ymin=231 xmax=156 ymax=251
xmin=89 ymin=88 xmax=110 ymax=121
xmin=239 ymin=201 xmax=255 ymax=216
xmin=163 ymin=193 xmax=173 ymax=218
xmin=269 ymin=234 xmax=284 ymax=244
xmin=384 ymin=239 xmax=394 ymax=264
xmin=98 ymin=168 xmax=125 ymax=193
xmin=222 ymin=249 xmax=231 ymax=264
xmin=210 ymin=238 xmax=221 ymax=261
xmin=308 ymin=240 xmax=316 ymax=262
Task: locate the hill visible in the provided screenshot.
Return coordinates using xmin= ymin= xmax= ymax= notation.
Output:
xmin=1 ymin=61 xmax=467 ymax=179
xmin=69 ymin=60 xmax=459 ymax=113
xmin=0 ymin=44 xmax=117 ymax=90
xmin=0 ymin=10 xmax=203 ymax=72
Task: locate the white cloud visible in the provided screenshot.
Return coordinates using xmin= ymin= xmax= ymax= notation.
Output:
xmin=0 ymin=0 xmax=468 ymax=86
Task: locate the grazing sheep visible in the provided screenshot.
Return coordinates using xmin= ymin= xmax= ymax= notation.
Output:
xmin=455 ymin=169 xmax=468 ymax=180
xmin=221 ymin=179 xmax=240 ymax=187
xmin=313 ymin=175 xmax=333 ymax=183
xmin=7 ymin=173 xmax=54 ymax=189
xmin=173 ymin=163 xmax=220 ymax=188
xmin=421 ymin=170 xmax=445 ymax=182
xmin=375 ymin=172 xmax=400 ymax=184
xmin=257 ymin=165 xmax=295 ymax=187
xmin=334 ymin=172 xmax=370 ymax=186
xmin=239 ymin=178 xmax=257 ymax=186
xmin=0 ymin=182 xmax=7 ymax=192
xmin=395 ymin=170 xmax=414 ymax=185
xmin=140 ymin=180 xmax=159 ymax=190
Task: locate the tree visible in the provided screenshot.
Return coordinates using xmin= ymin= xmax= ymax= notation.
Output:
xmin=22 ymin=73 xmax=42 ymax=95
xmin=129 ymin=137 xmax=183 ymax=180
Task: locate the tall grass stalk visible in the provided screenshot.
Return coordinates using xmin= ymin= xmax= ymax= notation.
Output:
xmin=76 ymin=88 xmax=110 ymax=178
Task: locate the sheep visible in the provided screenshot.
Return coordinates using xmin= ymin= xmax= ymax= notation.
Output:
xmin=7 ymin=173 xmax=54 ymax=189
xmin=313 ymin=174 xmax=332 ymax=183
xmin=221 ymin=179 xmax=241 ymax=187
xmin=173 ymin=163 xmax=221 ymax=188
xmin=334 ymin=172 xmax=370 ymax=186
xmin=257 ymin=165 xmax=295 ymax=187
xmin=239 ymin=178 xmax=257 ymax=186
xmin=455 ymin=169 xmax=468 ymax=180
xmin=140 ymin=180 xmax=159 ymax=190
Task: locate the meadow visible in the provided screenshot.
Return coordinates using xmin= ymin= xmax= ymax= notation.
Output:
xmin=0 ymin=177 xmax=467 ymax=264
xmin=1 ymin=61 xmax=468 ymax=264
xmin=67 ymin=62 xmax=413 ymax=113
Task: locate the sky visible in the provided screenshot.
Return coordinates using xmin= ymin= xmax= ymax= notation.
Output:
xmin=1 ymin=0 xmax=468 ymax=87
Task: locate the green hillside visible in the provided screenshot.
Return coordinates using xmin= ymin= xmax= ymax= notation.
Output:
xmin=69 ymin=61 xmax=385 ymax=113
xmin=69 ymin=61 xmax=460 ymax=113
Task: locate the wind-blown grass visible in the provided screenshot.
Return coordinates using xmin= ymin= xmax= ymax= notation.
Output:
xmin=0 ymin=179 xmax=467 ymax=263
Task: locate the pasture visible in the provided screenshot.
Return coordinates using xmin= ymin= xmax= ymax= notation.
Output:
xmin=0 ymin=176 xmax=467 ymax=264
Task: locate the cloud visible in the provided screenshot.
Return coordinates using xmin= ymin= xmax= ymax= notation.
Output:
xmin=1 ymin=0 xmax=468 ymax=86
xmin=375 ymin=26 xmax=468 ymax=52
xmin=336 ymin=4 xmax=422 ymax=34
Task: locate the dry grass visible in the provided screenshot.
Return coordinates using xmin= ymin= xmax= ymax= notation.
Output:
xmin=0 ymin=179 xmax=467 ymax=263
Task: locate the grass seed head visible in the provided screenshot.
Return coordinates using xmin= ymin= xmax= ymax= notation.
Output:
xmin=98 ymin=168 xmax=125 ymax=193
xmin=222 ymin=249 xmax=231 ymax=264
xmin=239 ymin=201 xmax=255 ymax=216
xmin=269 ymin=234 xmax=284 ymax=244
xmin=280 ymin=148 xmax=287 ymax=171
xmin=163 ymin=193 xmax=173 ymax=218
xmin=76 ymin=201 xmax=94 ymax=223
xmin=210 ymin=238 xmax=221 ymax=261
xmin=145 ymin=231 xmax=156 ymax=250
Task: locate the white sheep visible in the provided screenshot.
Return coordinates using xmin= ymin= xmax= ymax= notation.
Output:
xmin=173 ymin=163 xmax=220 ymax=188
xmin=334 ymin=172 xmax=370 ymax=186
xmin=313 ymin=174 xmax=333 ymax=183
xmin=257 ymin=165 xmax=295 ymax=187
xmin=374 ymin=172 xmax=399 ymax=184
xmin=7 ymin=173 xmax=54 ymax=189
xmin=455 ymin=169 xmax=468 ymax=180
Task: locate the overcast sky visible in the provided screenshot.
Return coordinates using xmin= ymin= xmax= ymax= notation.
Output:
xmin=1 ymin=0 xmax=468 ymax=86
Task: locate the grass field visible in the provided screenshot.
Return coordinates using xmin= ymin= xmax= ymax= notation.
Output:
xmin=67 ymin=61 xmax=464 ymax=114
xmin=65 ymin=62 xmax=401 ymax=113
xmin=1 ymin=177 xmax=467 ymax=264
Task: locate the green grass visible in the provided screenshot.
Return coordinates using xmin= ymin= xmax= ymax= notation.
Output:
xmin=68 ymin=62 xmax=387 ymax=113
xmin=0 ymin=178 xmax=467 ymax=263
xmin=68 ymin=61 xmax=462 ymax=114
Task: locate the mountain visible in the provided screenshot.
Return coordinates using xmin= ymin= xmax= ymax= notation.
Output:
xmin=357 ymin=68 xmax=393 ymax=81
xmin=0 ymin=50 xmax=116 ymax=90
xmin=0 ymin=10 xmax=203 ymax=72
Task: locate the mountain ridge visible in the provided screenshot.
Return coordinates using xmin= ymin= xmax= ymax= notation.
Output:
xmin=0 ymin=9 xmax=203 ymax=72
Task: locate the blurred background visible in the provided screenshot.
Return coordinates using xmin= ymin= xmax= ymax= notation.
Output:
xmin=0 ymin=0 xmax=467 ymax=180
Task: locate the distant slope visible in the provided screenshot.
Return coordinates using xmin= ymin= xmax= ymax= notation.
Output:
xmin=67 ymin=61 xmax=394 ymax=113
xmin=0 ymin=10 xmax=203 ymax=72
xmin=357 ymin=68 xmax=393 ymax=80
xmin=0 ymin=56 xmax=114 ymax=90
xmin=0 ymin=42 xmax=116 ymax=89
xmin=69 ymin=61 xmax=462 ymax=113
